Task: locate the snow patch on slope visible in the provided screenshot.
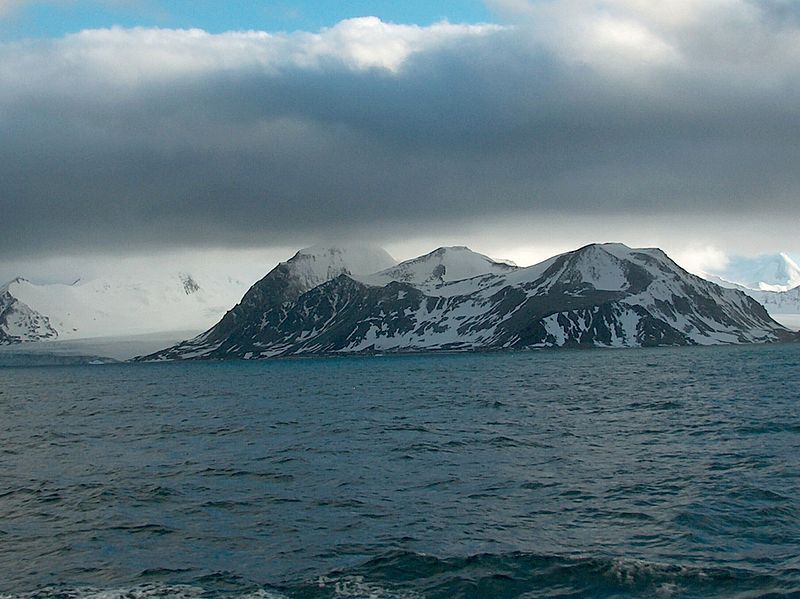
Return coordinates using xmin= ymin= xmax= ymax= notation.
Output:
xmin=362 ymin=246 xmax=515 ymax=288
xmin=287 ymin=245 xmax=397 ymax=290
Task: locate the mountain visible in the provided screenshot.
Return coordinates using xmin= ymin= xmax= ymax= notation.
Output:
xmin=0 ymin=270 xmax=254 ymax=343
xmin=0 ymin=279 xmax=58 ymax=343
xmin=701 ymin=263 xmax=800 ymax=331
xmin=704 ymin=275 xmax=800 ymax=331
xmin=139 ymin=245 xmax=398 ymax=359
xmin=269 ymin=245 xmax=399 ymax=292
xmin=708 ymin=253 xmax=800 ymax=292
xmin=748 ymin=288 xmax=800 ymax=330
xmin=138 ymin=243 xmax=794 ymax=361
xmin=361 ymin=246 xmax=516 ymax=287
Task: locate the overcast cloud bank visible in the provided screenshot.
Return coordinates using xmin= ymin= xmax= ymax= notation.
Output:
xmin=2 ymin=0 xmax=799 ymax=264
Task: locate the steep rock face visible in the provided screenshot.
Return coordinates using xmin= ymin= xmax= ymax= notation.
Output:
xmin=0 ymin=281 xmax=58 ymax=343
xmin=138 ymin=243 xmax=793 ymax=361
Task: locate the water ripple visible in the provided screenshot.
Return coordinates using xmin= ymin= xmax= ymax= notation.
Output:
xmin=0 ymin=344 xmax=799 ymax=597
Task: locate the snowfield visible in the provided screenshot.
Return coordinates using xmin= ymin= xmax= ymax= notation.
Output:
xmin=1 ymin=271 xmax=253 ymax=343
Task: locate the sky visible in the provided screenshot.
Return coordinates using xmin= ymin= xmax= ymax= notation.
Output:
xmin=0 ymin=1 xmax=494 ymax=39
xmin=1 ymin=0 xmax=800 ymax=284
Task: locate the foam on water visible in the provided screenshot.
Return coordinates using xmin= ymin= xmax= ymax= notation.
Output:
xmin=3 ymin=551 xmax=796 ymax=598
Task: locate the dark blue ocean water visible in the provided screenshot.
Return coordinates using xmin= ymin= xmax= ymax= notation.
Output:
xmin=1 ymin=344 xmax=799 ymax=598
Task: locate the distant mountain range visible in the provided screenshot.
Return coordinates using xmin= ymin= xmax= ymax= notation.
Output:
xmin=0 ymin=271 xmax=251 ymax=344
xmin=4 ymin=244 xmax=798 ymax=353
xmin=706 ymin=253 xmax=800 ymax=292
xmin=136 ymin=243 xmax=795 ymax=361
xmin=701 ymin=274 xmax=800 ymax=330
xmin=701 ymin=253 xmax=800 ymax=330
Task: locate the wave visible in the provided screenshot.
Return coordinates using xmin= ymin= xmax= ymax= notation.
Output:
xmin=0 ymin=587 xmax=285 ymax=599
xmin=3 ymin=550 xmax=798 ymax=598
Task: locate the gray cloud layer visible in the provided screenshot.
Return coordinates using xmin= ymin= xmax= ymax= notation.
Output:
xmin=2 ymin=3 xmax=800 ymax=259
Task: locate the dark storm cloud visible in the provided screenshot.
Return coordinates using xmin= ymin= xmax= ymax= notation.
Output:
xmin=1 ymin=6 xmax=800 ymax=258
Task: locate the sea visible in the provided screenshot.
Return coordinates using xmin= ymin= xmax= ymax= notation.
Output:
xmin=1 ymin=344 xmax=799 ymax=598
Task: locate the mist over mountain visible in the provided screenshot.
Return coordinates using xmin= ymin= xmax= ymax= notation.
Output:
xmin=706 ymin=253 xmax=800 ymax=292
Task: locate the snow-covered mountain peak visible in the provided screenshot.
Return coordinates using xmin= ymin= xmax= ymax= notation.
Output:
xmin=1 ymin=283 xmax=58 ymax=343
xmin=707 ymin=252 xmax=800 ymax=292
xmin=284 ymin=245 xmax=398 ymax=291
xmin=577 ymin=242 xmax=668 ymax=263
xmin=590 ymin=241 xmax=632 ymax=254
xmin=578 ymin=243 xmax=670 ymax=259
xmin=537 ymin=243 xmax=634 ymax=292
xmin=508 ymin=242 xmax=692 ymax=296
xmin=578 ymin=242 xmax=631 ymax=256
xmin=140 ymin=242 xmax=794 ymax=361
xmin=287 ymin=245 xmax=397 ymax=274
xmin=1 ymin=277 xmax=29 ymax=292
xmin=364 ymin=245 xmax=517 ymax=287
xmin=699 ymin=261 xmax=800 ymax=331
xmin=430 ymin=245 xmax=517 ymax=267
